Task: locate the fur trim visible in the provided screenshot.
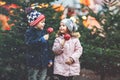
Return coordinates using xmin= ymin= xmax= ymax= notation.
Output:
xmin=55 ymin=31 xmax=81 ymax=38
xmin=71 ymin=32 xmax=81 ymax=38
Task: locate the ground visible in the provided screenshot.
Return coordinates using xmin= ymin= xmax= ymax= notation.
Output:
xmin=75 ymin=68 xmax=120 ymax=80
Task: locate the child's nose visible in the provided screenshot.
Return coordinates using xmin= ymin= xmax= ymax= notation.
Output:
xmin=60 ymin=25 xmax=63 ymax=28
xmin=43 ymin=23 xmax=45 ymax=25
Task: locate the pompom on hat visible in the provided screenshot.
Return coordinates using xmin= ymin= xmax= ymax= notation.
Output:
xmin=26 ymin=8 xmax=45 ymax=26
xmin=61 ymin=18 xmax=78 ymax=32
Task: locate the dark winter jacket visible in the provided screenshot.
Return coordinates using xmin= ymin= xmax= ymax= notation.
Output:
xmin=25 ymin=27 xmax=52 ymax=68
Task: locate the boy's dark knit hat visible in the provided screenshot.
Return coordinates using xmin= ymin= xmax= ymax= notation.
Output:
xmin=61 ymin=18 xmax=78 ymax=32
xmin=27 ymin=10 xmax=45 ymax=26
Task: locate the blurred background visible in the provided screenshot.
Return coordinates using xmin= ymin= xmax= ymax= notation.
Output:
xmin=0 ymin=0 xmax=120 ymax=80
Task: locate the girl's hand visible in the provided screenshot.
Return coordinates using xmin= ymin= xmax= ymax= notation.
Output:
xmin=65 ymin=57 xmax=74 ymax=65
xmin=61 ymin=39 xmax=65 ymax=47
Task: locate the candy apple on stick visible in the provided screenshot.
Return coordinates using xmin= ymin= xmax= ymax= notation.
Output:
xmin=61 ymin=33 xmax=71 ymax=46
xmin=64 ymin=33 xmax=71 ymax=40
xmin=43 ymin=27 xmax=54 ymax=40
xmin=47 ymin=27 xmax=54 ymax=34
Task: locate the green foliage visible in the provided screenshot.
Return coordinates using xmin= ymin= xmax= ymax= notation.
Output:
xmin=0 ymin=0 xmax=60 ymax=80
xmin=0 ymin=0 xmax=120 ymax=80
xmin=80 ymin=1 xmax=120 ymax=80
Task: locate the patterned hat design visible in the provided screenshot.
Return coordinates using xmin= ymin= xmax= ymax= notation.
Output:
xmin=27 ymin=10 xmax=45 ymax=26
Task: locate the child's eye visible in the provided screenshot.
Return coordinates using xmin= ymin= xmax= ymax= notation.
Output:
xmin=41 ymin=21 xmax=45 ymax=23
xmin=61 ymin=24 xmax=65 ymax=26
xmin=63 ymin=25 xmax=66 ymax=27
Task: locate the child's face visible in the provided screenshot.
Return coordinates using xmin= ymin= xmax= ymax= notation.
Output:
xmin=59 ymin=22 xmax=68 ymax=34
xmin=35 ymin=18 xmax=45 ymax=30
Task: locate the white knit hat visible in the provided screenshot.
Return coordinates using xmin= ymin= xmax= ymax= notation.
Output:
xmin=61 ymin=18 xmax=78 ymax=32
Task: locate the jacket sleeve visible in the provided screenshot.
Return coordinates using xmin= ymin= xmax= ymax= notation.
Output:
xmin=70 ymin=39 xmax=83 ymax=62
xmin=25 ymin=30 xmax=46 ymax=45
xmin=48 ymin=47 xmax=55 ymax=63
xmin=52 ymin=38 xmax=64 ymax=55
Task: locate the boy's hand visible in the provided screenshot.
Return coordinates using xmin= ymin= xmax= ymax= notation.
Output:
xmin=48 ymin=61 xmax=53 ymax=67
xmin=43 ymin=34 xmax=49 ymax=40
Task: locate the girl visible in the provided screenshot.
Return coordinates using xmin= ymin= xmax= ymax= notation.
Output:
xmin=52 ymin=18 xmax=83 ymax=80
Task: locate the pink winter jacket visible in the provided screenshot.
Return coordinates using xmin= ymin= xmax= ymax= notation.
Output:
xmin=52 ymin=36 xmax=83 ymax=76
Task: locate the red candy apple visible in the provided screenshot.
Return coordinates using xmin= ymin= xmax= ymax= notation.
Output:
xmin=64 ymin=33 xmax=71 ymax=40
xmin=47 ymin=27 xmax=54 ymax=34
